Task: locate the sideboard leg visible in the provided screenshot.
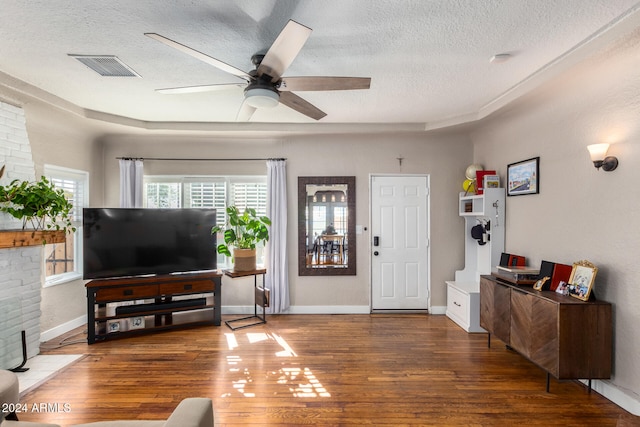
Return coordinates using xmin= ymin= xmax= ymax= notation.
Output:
xmin=546 ymin=373 xmax=550 ymax=393
xmin=487 ymin=333 xmax=491 ymax=348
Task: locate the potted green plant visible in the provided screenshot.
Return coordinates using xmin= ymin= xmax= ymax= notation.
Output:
xmin=211 ymin=206 xmax=271 ymax=271
xmin=0 ymin=176 xmax=75 ymax=246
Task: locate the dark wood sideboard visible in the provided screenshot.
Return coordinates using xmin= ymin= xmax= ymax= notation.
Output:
xmin=479 ymin=274 xmax=612 ymax=391
xmin=86 ymin=271 xmax=222 ymax=344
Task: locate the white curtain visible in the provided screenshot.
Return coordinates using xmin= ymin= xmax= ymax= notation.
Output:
xmin=119 ymin=159 xmax=144 ymax=208
xmin=265 ymin=159 xmax=289 ymax=313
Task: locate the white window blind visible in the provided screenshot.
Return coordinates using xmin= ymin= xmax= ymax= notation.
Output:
xmin=146 ymin=182 xmax=181 ymax=208
xmin=231 ymin=182 xmax=267 ymax=217
xmin=44 ymin=165 xmax=89 ymax=286
xmin=49 ymin=177 xmax=81 ymax=222
xmin=187 ymin=182 xmax=227 ymax=227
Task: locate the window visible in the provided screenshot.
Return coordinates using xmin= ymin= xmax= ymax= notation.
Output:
xmin=312 ymin=205 xmax=327 ymax=237
xmin=44 ymin=165 xmax=89 ymax=286
xmin=143 ymin=176 xmax=267 ymax=267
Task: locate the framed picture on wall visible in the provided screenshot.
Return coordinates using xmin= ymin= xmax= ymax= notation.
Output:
xmin=567 ymin=260 xmax=598 ymax=301
xmin=507 ymin=157 xmax=539 ymax=196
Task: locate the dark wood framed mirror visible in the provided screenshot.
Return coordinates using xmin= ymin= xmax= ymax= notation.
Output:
xmin=298 ymin=176 xmax=356 ymax=276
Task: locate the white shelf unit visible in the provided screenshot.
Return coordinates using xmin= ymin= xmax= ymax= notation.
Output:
xmin=446 ymin=188 xmax=505 ymax=333
xmin=459 ymin=194 xmax=481 ymax=215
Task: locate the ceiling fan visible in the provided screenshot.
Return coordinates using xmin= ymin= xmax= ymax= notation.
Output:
xmin=145 ymin=20 xmax=371 ymax=121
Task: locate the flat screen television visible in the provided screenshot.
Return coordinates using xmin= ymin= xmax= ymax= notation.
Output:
xmin=83 ymin=208 xmax=217 ymax=280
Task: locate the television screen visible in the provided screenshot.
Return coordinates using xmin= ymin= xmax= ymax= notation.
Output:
xmin=83 ymin=208 xmax=217 ymax=280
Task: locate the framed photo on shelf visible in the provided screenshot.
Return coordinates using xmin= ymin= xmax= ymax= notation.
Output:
xmin=533 ymin=276 xmax=550 ymax=291
xmin=568 ymin=260 xmax=598 ymax=301
xmin=475 ymin=170 xmax=496 ymax=195
xmin=507 ymin=157 xmax=539 ymax=196
xmin=555 ymin=281 xmax=569 ymax=295
xmin=129 ymin=316 xmax=145 ymax=330
xmin=107 ymin=320 xmax=121 ymax=333
xmin=483 ymin=174 xmax=500 ymax=190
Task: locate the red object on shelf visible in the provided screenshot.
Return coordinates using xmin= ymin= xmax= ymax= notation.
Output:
xmin=476 ymin=170 xmax=496 ymax=195
xmin=550 ymin=263 xmax=572 ymax=291
xmin=507 ymin=254 xmax=525 ymax=267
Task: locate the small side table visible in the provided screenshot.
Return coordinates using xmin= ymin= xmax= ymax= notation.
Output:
xmin=224 ymin=268 xmax=268 ymax=330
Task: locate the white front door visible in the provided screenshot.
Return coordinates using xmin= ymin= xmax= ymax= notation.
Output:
xmin=371 ymin=175 xmax=430 ymax=310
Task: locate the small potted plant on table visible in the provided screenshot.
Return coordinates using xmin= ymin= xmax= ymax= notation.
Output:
xmin=212 ymin=206 xmax=271 ymax=272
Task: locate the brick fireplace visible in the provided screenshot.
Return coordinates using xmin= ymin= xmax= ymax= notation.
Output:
xmin=0 ymin=100 xmax=44 ymax=369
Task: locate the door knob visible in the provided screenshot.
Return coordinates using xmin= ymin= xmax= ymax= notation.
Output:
xmin=373 ymin=251 xmax=379 ymax=256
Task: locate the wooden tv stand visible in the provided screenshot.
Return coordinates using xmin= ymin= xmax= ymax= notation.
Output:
xmin=86 ymin=271 xmax=222 ymax=344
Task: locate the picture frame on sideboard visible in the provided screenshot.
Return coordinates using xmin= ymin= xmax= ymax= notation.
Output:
xmin=568 ymin=260 xmax=598 ymax=301
xmin=533 ymin=276 xmax=550 ymax=291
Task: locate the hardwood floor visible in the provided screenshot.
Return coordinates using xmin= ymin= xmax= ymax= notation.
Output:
xmin=15 ymin=314 xmax=631 ymax=426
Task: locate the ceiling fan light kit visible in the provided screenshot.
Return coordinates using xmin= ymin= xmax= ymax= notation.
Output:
xmin=146 ymin=20 xmax=370 ymax=121
xmin=245 ymin=87 xmax=280 ymax=108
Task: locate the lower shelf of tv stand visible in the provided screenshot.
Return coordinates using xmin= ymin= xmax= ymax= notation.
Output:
xmin=93 ymin=309 xmax=216 ymax=343
xmin=86 ymin=271 xmax=222 ymax=344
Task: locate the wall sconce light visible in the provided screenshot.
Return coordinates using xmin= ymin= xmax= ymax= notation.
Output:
xmin=587 ymin=143 xmax=618 ymax=171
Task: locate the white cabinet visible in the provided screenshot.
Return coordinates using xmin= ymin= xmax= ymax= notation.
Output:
xmin=445 ymin=281 xmax=484 ymax=333
xmin=446 ymin=188 xmax=505 ymax=332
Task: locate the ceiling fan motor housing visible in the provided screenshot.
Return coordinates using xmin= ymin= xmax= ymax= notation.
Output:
xmin=244 ymin=76 xmax=280 ymax=108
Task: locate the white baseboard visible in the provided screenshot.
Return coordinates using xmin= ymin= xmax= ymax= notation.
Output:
xmin=286 ymin=305 xmax=370 ymax=314
xmin=429 ymin=305 xmax=447 ymax=315
xmin=224 ymin=305 xmax=447 ymax=314
xmin=223 ymin=305 xmax=371 ymax=314
xmin=40 ymin=315 xmax=87 ymax=343
xmin=580 ymin=379 xmax=640 ymax=416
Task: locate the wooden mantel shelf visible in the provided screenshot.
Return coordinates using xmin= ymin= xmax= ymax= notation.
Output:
xmin=0 ymin=230 xmax=66 ymax=248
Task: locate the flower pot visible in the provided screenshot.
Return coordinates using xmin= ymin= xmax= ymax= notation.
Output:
xmin=233 ymin=248 xmax=257 ymax=272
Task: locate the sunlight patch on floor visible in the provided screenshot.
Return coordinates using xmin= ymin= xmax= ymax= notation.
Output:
xmin=221 ymin=331 xmax=329 ymax=398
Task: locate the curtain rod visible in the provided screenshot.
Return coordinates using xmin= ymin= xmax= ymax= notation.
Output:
xmin=117 ymin=157 xmax=285 ymax=161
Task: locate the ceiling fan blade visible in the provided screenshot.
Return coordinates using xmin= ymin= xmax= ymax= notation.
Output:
xmin=278 ymin=77 xmax=371 ymax=92
xmin=236 ymin=102 xmax=257 ymax=121
xmin=145 ymin=33 xmax=252 ymax=82
xmin=157 ymin=83 xmax=246 ymax=94
xmin=257 ymin=20 xmax=312 ymax=82
xmin=279 ymin=91 xmax=326 ymax=120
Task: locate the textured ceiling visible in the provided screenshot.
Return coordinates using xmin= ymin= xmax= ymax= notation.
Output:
xmin=0 ymin=0 xmax=639 ymax=130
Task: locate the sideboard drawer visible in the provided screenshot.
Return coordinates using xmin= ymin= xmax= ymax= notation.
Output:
xmin=159 ymin=280 xmax=214 ymax=295
xmin=95 ymin=285 xmax=159 ymax=302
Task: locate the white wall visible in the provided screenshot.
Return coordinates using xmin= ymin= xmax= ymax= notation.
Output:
xmin=470 ymin=27 xmax=640 ymax=413
xmin=99 ymin=131 xmax=472 ymax=311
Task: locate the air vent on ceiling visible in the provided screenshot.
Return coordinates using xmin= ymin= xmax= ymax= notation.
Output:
xmin=68 ymin=54 xmax=141 ymax=77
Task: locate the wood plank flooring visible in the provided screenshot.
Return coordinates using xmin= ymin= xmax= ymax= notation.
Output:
xmin=15 ymin=314 xmax=632 ymax=426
